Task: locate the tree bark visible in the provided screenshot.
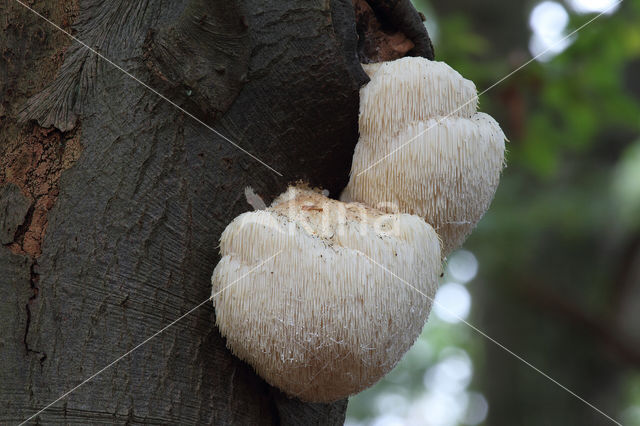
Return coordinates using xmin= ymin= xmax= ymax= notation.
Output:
xmin=1 ymin=0 xmax=432 ymax=424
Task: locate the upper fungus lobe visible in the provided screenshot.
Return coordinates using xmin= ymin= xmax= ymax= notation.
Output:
xmin=342 ymin=57 xmax=506 ymax=256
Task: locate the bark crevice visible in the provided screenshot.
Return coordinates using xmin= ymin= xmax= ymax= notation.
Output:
xmin=24 ymin=260 xmax=46 ymax=366
xmin=354 ymin=0 xmax=434 ymax=63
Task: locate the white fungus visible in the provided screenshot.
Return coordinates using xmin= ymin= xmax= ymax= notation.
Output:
xmin=359 ymin=58 xmax=478 ymax=142
xmin=211 ymin=57 xmax=507 ymax=403
xmin=342 ymin=57 xmax=506 ymax=256
xmin=212 ymin=186 xmax=441 ymax=402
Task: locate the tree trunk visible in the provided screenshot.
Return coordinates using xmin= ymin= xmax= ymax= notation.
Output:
xmin=1 ymin=0 xmax=431 ymax=424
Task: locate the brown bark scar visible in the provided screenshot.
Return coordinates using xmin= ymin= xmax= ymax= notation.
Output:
xmin=1 ymin=0 xmax=82 ymax=259
xmin=1 ymin=124 xmax=82 ymax=258
xmin=353 ymin=0 xmax=415 ymax=63
xmin=1 ymin=0 xmax=82 ymax=362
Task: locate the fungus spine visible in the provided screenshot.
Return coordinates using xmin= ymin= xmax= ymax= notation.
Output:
xmin=212 ymin=186 xmax=441 ymax=402
xmin=341 ymin=57 xmax=506 ymax=256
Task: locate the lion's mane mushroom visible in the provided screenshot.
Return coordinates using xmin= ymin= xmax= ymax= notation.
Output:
xmin=341 ymin=57 xmax=506 ymax=256
xmin=212 ymin=185 xmax=441 ymax=402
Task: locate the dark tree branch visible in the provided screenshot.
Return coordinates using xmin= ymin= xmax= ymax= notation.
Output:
xmin=518 ymin=280 xmax=640 ymax=366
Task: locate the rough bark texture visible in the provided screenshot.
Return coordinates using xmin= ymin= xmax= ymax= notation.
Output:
xmin=1 ymin=0 xmax=432 ymax=424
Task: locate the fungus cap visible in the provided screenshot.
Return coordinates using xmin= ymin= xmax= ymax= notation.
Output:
xmin=212 ymin=186 xmax=441 ymax=402
xmin=360 ymin=57 xmax=478 ymax=142
xmin=343 ymin=57 xmax=506 ymax=256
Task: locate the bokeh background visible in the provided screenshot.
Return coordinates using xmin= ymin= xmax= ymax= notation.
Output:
xmin=345 ymin=0 xmax=640 ymax=425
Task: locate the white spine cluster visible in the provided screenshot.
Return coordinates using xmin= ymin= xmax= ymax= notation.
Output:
xmin=343 ymin=57 xmax=506 ymax=255
xmin=211 ymin=57 xmax=507 ymax=403
xmin=359 ymin=59 xmax=478 ymax=142
xmin=212 ymin=187 xmax=441 ymax=402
